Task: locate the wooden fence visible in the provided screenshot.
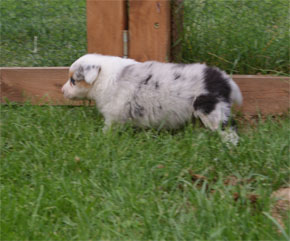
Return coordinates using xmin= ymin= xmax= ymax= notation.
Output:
xmin=0 ymin=0 xmax=289 ymax=116
xmin=86 ymin=0 xmax=171 ymax=62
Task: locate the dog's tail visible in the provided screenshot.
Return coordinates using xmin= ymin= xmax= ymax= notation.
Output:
xmin=229 ymin=79 xmax=243 ymax=106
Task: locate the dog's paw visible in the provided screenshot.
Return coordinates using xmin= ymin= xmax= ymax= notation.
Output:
xmin=102 ymin=125 xmax=110 ymax=133
xmin=219 ymin=129 xmax=239 ymax=146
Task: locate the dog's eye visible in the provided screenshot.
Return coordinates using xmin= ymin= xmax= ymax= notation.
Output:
xmin=70 ymin=77 xmax=76 ymax=85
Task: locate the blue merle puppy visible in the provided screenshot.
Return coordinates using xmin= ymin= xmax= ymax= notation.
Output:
xmin=62 ymin=54 xmax=243 ymax=144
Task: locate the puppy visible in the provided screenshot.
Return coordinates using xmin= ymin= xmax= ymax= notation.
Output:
xmin=62 ymin=54 xmax=242 ymax=144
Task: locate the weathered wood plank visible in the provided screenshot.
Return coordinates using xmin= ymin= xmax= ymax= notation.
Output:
xmin=0 ymin=67 xmax=83 ymax=105
xmin=234 ymin=75 xmax=289 ymax=116
xmin=0 ymin=67 xmax=289 ymax=115
xmin=86 ymin=0 xmax=126 ymax=56
xmin=129 ymin=0 xmax=171 ymax=62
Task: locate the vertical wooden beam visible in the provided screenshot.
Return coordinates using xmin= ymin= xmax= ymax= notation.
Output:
xmin=129 ymin=0 xmax=171 ymax=62
xmin=86 ymin=0 xmax=127 ymax=57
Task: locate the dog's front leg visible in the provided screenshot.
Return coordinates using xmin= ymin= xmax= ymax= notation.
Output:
xmin=102 ymin=118 xmax=113 ymax=133
xmin=102 ymin=105 xmax=130 ymax=133
xmin=102 ymin=114 xmax=124 ymax=133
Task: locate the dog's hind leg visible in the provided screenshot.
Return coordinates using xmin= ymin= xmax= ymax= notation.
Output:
xmin=193 ymin=94 xmax=225 ymax=130
xmin=194 ymin=96 xmax=239 ymax=145
xmin=197 ymin=110 xmax=239 ymax=146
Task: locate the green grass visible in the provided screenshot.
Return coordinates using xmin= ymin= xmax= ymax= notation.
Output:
xmin=182 ymin=0 xmax=289 ymax=75
xmin=0 ymin=0 xmax=87 ymax=66
xmin=1 ymin=103 xmax=289 ymax=240
xmin=1 ymin=0 xmax=289 ymax=75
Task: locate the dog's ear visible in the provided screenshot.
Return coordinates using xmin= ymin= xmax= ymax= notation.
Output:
xmin=75 ymin=65 xmax=101 ymax=85
xmin=83 ymin=65 xmax=101 ymax=84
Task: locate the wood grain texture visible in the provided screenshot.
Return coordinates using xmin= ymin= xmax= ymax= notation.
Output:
xmin=86 ymin=0 xmax=126 ymax=56
xmin=234 ymin=75 xmax=289 ymax=116
xmin=129 ymin=0 xmax=171 ymax=62
xmin=0 ymin=67 xmax=84 ymax=105
xmin=0 ymin=68 xmax=289 ymax=115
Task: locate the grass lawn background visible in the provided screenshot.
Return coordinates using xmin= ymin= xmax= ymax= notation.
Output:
xmin=1 ymin=104 xmax=289 ymax=240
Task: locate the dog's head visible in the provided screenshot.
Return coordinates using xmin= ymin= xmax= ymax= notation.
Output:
xmin=61 ymin=54 xmax=102 ymax=100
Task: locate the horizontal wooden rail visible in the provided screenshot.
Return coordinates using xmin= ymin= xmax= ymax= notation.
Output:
xmin=0 ymin=67 xmax=83 ymax=105
xmin=0 ymin=67 xmax=289 ymax=116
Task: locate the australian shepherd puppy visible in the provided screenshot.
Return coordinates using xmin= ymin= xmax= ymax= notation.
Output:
xmin=62 ymin=54 xmax=242 ymax=144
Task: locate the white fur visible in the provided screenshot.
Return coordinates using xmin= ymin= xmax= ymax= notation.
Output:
xmin=62 ymin=54 xmax=243 ymax=144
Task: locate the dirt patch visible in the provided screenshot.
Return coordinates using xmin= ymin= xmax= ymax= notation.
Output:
xmin=271 ymin=187 xmax=290 ymax=229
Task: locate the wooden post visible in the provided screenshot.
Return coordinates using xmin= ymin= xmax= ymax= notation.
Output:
xmin=128 ymin=0 xmax=171 ymax=62
xmin=86 ymin=0 xmax=127 ymax=57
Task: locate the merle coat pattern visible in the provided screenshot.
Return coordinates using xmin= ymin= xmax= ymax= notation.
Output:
xmin=62 ymin=54 xmax=242 ymax=144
